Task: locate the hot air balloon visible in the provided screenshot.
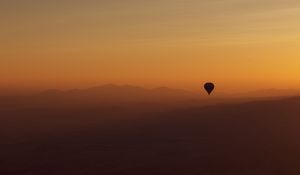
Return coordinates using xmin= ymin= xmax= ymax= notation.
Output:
xmin=204 ymin=82 xmax=215 ymax=95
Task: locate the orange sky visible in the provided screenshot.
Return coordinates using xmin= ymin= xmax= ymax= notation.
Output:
xmin=1 ymin=0 xmax=300 ymax=93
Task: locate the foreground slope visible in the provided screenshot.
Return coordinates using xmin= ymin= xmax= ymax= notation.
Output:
xmin=1 ymin=97 xmax=300 ymax=175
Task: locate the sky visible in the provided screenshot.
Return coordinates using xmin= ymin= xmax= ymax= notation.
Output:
xmin=1 ymin=0 xmax=300 ymax=93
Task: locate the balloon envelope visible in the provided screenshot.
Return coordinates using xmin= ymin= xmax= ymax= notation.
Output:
xmin=204 ymin=82 xmax=215 ymax=95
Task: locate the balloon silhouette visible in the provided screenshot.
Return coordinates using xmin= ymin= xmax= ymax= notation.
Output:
xmin=204 ymin=82 xmax=215 ymax=95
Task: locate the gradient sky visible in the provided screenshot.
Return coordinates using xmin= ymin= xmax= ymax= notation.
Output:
xmin=1 ymin=0 xmax=300 ymax=92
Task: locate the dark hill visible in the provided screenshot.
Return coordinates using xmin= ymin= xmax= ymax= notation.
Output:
xmin=1 ymin=95 xmax=300 ymax=175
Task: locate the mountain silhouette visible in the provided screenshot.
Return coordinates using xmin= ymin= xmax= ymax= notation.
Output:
xmin=29 ymin=84 xmax=200 ymax=107
xmin=234 ymin=88 xmax=300 ymax=97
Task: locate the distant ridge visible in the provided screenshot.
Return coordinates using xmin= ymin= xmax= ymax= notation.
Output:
xmin=34 ymin=85 xmax=300 ymax=106
xmin=34 ymin=84 xmax=200 ymax=107
xmin=40 ymin=84 xmax=196 ymax=97
xmin=235 ymin=88 xmax=300 ymax=97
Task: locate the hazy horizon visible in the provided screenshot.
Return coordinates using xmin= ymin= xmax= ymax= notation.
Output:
xmin=1 ymin=83 xmax=300 ymax=98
